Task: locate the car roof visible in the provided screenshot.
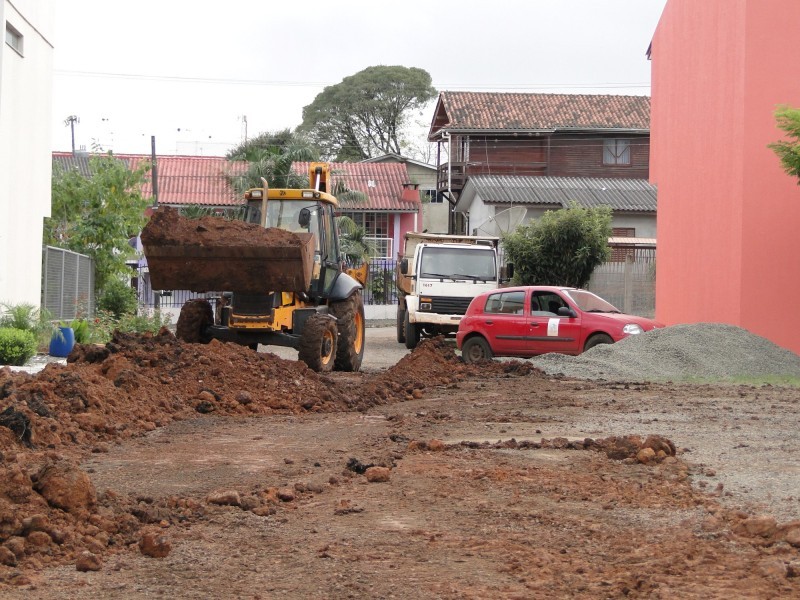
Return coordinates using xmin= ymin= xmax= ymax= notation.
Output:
xmin=480 ymin=285 xmax=579 ymax=296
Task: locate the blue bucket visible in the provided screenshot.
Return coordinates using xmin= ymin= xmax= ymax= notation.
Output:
xmin=49 ymin=326 xmax=75 ymax=357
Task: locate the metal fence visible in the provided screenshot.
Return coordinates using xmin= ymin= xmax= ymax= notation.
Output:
xmin=586 ymin=254 xmax=656 ymax=318
xmin=41 ymin=246 xmax=95 ymax=319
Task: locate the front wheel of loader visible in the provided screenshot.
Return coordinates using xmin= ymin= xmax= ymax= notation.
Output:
xmin=330 ymin=291 xmax=365 ymax=372
xmin=298 ymin=314 xmax=338 ymax=373
xmin=176 ymin=299 xmax=213 ymax=343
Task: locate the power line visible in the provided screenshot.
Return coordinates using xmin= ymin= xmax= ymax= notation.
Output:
xmin=53 ymin=69 xmax=651 ymax=91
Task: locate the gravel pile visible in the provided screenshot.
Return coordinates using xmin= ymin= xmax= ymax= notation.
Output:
xmin=530 ymin=322 xmax=800 ymax=382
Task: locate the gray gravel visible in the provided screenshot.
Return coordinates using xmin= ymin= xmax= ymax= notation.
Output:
xmin=530 ymin=322 xmax=800 ymax=383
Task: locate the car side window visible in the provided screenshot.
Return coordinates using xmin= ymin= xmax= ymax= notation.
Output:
xmin=532 ymin=292 xmax=563 ymax=317
xmin=484 ymin=291 xmax=524 ymax=315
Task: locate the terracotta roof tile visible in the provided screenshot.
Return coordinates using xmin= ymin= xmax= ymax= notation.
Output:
xmin=430 ymin=92 xmax=650 ymax=136
xmin=293 ymin=161 xmax=419 ymax=213
xmin=52 ymin=152 xmax=247 ymax=207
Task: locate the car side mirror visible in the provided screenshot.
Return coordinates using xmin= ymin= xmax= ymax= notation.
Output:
xmin=558 ymin=307 xmax=577 ymax=318
xmin=400 ymin=258 xmax=409 ymax=275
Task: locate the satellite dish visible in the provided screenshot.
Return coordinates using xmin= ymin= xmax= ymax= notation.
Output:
xmin=474 ymin=206 xmax=528 ymax=237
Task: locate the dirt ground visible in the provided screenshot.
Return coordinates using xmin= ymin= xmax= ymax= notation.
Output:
xmin=1 ymin=329 xmax=800 ymax=599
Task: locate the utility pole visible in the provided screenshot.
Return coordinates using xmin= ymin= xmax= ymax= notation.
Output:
xmin=64 ymin=115 xmax=79 ymax=156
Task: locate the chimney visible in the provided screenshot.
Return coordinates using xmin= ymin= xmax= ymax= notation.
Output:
xmin=401 ymin=182 xmax=420 ymax=203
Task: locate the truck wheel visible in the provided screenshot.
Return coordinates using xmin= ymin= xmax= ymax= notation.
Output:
xmin=396 ymin=305 xmax=406 ymax=344
xmin=461 ymin=336 xmax=493 ymax=364
xmin=176 ymin=299 xmax=213 ymax=344
xmin=329 ymin=291 xmax=365 ymax=372
xmin=404 ymin=310 xmax=420 ymax=350
xmin=298 ymin=314 xmax=338 ymax=373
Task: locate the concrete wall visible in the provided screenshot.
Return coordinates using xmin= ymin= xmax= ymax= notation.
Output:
xmin=651 ymin=0 xmax=800 ymax=353
xmin=0 ymin=0 xmax=54 ymax=306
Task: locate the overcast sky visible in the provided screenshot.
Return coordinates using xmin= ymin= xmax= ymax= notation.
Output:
xmin=52 ymin=0 xmax=667 ymax=157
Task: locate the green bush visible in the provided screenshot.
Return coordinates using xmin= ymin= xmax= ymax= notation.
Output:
xmin=89 ymin=309 xmax=172 ymax=344
xmin=1 ymin=301 xmax=58 ymax=350
xmin=0 ymin=327 xmax=38 ymax=366
xmin=97 ymin=279 xmax=138 ymax=319
xmin=69 ymin=318 xmax=91 ymax=344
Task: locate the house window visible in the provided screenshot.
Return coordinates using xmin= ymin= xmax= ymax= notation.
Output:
xmin=5 ymin=22 xmax=23 ymax=55
xmin=612 ymin=227 xmax=635 ymax=237
xmin=423 ymin=189 xmax=443 ymax=204
xmin=603 ymin=139 xmax=631 ymax=165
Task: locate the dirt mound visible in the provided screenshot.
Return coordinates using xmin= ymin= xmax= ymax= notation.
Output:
xmin=0 ymin=330 xmax=536 ymax=575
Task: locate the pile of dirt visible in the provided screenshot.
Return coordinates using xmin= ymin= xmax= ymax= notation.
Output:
xmin=0 ymin=330 xmax=535 ymax=576
xmin=140 ymin=206 xmax=304 ymax=248
xmin=140 ymin=207 xmax=314 ymax=293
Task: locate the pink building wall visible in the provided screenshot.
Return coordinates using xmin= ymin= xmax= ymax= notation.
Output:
xmin=651 ymin=0 xmax=800 ymax=354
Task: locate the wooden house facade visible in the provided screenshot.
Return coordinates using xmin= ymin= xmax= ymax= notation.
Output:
xmin=427 ymin=92 xmax=651 ymax=232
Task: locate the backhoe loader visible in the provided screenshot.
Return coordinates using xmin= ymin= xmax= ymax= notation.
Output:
xmin=140 ymin=163 xmax=366 ymax=372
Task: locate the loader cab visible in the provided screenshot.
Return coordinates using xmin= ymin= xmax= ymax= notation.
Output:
xmin=265 ymin=197 xmax=342 ymax=298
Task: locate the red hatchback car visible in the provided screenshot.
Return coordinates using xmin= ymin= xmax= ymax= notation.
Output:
xmin=457 ymin=286 xmax=664 ymax=364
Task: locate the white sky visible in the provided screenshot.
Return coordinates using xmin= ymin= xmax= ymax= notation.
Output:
xmin=52 ymin=0 xmax=667 ymax=157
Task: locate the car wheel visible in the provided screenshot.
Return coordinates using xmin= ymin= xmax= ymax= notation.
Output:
xmin=584 ymin=333 xmax=613 ymax=352
xmin=329 ymin=291 xmax=365 ymax=372
xmin=298 ymin=314 xmax=338 ymax=372
xmin=461 ymin=336 xmax=493 ymax=364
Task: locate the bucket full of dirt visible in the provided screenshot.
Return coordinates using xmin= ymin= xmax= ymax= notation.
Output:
xmin=140 ymin=207 xmax=314 ymax=294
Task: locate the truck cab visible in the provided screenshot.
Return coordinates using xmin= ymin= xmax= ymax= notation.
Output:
xmin=396 ymin=232 xmax=508 ymax=349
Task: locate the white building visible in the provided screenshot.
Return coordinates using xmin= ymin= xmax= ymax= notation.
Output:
xmin=0 ymin=0 xmax=54 ymax=306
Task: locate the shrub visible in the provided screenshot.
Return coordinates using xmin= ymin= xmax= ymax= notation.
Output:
xmin=69 ymin=318 xmax=91 ymax=344
xmin=0 ymin=327 xmax=38 ymax=366
xmin=97 ymin=279 xmax=138 ymax=319
xmin=89 ymin=309 xmax=172 ymax=344
xmin=0 ymin=301 xmax=57 ymax=350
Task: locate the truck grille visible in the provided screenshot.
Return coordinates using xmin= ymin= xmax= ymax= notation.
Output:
xmin=232 ymin=293 xmax=275 ymax=316
xmin=429 ymin=296 xmax=473 ymax=315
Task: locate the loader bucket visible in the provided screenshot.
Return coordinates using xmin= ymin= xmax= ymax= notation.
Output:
xmin=140 ymin=207 xmax=314 ymax=294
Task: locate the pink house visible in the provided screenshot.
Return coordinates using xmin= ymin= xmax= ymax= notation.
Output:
xmin=650 ymin=0 xmax=800 ymax=354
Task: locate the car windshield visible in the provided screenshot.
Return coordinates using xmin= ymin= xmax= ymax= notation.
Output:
xmin=419 ymin=247 xmax=496 ymax=280
xmin=564 ymin=289 xmax=620 ymax=313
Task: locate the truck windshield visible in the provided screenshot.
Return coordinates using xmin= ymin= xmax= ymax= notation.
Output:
xmin=419 ymin=247 xmax=496 ymax=281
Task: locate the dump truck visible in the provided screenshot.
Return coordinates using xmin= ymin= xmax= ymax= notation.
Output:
xmin=396 ymin=232 xmax=511 ymax=349
xmin=140 ymin=163 xmax=366 ymax=373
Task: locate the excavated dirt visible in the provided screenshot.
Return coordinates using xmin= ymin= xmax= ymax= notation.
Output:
xmin=140 ymin=207 xmax=313 ymax=293
xmin=0 ymin=331 xmax=799 ymax=598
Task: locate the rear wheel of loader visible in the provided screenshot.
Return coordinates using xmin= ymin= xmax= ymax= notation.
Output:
xmin=298 ymin=314 xmax=338 ymax=373
xmin=176 ymin=299 xmax=213 ymax=343
xmin=330 ymin=291 xmax=365 ymax=372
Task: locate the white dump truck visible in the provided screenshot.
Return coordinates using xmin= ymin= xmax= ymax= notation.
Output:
xmin=396 ymin=232 xmax=511 ymax=348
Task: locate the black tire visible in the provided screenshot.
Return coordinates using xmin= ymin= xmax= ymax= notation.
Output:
xmin=584 ymin=333 xmax=614 ymax=352
xmin=404 ymin=310 xmax=420 ymax=350
xmin=396 ymin=305 xmax=406 ymax=344
xmin=329 ymin=291 xmax=365 ymax=372
xmin=176 ymin=299 xmax=213 ymax=344
xmin=461 ymin=336 xmax=493 ymax=364
xmin=298 ymin=314 xmax=338 ymax=373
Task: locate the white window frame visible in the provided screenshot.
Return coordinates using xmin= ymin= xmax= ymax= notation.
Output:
xmin=603 ymin=139 xmax=631 ymax=166
xmin=5 ymin=22 xmax=23 ymax=56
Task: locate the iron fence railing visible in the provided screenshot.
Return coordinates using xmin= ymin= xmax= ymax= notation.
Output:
xmin=41 ymin=246 xmax=95 ymax=319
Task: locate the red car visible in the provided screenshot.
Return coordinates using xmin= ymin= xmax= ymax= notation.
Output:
xmin=456 ymin=286 xmax=664 ymax=364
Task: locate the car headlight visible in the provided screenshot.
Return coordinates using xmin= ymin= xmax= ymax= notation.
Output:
xmin=419 ymin=297 xmax=432 ymax=311
xmin=622 ymin=323 xmax=644 ymax=335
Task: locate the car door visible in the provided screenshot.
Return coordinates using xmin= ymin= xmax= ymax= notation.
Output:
xmin=478 ymin=290 xmax=528 ymax=355
xmin=525 ymin=291 xmax=583 ymax=355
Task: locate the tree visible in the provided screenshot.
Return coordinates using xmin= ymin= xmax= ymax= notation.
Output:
xmin=226 ymin=128 xmax=319 ymax=193
xmin=46 ymin=153 xmax=151 ymax=292
xmin=299 ymin=66 xmax=437 ymax=161
xmin=768 ymin=105 xmax=800 ymax=183
xmin=503 ymin=205 xmax=612 ymax=288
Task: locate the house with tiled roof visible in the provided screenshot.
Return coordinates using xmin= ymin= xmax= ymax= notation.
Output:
xmin=53 ymin=152 xmax=248 ymax=209
xmin=293 ymin=161 xmax=420 ymax=260
xmin=427 ymin=91 xmax=653 ymax=236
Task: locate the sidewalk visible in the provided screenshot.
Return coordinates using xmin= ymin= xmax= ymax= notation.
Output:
xmin=7 ymin=353 xmax=66 ymax=375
